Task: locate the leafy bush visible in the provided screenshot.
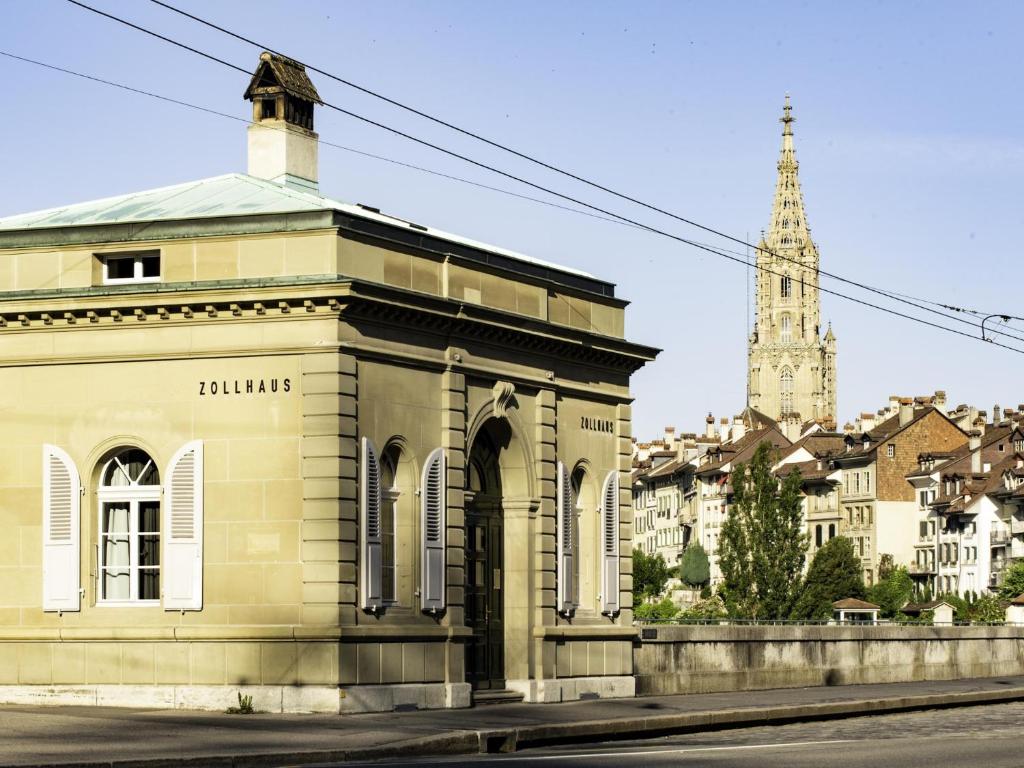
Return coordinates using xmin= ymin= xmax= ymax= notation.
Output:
xmin=679 ymin=594 xmax=728 ymax=621
xmin=634 ymin=597 xmax=679 ymax=621
xmin=969 ymin=594 xmax=1007 ymax=623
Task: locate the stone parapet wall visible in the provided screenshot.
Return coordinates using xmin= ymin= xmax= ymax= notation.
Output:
xmin=634 ymin=624 xmax=1024 ymax=696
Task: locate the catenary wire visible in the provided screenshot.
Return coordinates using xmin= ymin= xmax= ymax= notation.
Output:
xmin=146 ymin=0 xmax=1024 ymax=328
xmin=0 ymin=50 xmax=679 ymax=235
xmin=45 ymin=2 xmax=1024 ymax=353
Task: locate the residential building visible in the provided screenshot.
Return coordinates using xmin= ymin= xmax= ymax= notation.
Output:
xmin=0 ymin=53 xmax=657 ymax=711
xmin=906 ymin=421 xmax=1023 ymax=596
xmin=831 ymin=400 xmax=967 ymax=585
xmin=747 ymin=97 xmax=837 ymax=431
xmin=774 ymin=433 xmax=846 ymax=560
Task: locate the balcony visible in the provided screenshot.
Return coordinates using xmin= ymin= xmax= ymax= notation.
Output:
xmin=1012 ymin=518 xmax=1024 ymax=536
xmin=907 ymin=562 xmax=935 ymax=575
xmin=991 ymin=530 xmax=1010 ymax=546
xmin=1011 ymin=539 xmax=1024 ymax=559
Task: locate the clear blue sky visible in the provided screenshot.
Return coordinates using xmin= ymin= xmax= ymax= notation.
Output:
xmin=3 ymin=1 xmax=1023 ymax=438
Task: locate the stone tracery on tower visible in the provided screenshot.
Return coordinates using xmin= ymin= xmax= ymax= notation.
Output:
xmin=747 ymin=96 xmax=837 ymax=433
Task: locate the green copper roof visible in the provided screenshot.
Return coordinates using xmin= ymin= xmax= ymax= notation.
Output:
xmin=0 ymin=173 xmax=595 ymax=280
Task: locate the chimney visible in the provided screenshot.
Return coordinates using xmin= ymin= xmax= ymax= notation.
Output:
xmin=934 ymin=390 xmax=947 ymax=412
xmin=970 ymin=430 xmax=982 ymax=474
xmin=898 ymin=397 xmax=914 ymax=427
xmin=664 ymin=426 xmax=676 ymax=451
xmin=994 ymin=404 xmax=1002 ymax=424
xmin=973 ymin=416 xmax=986 ymax=436
xmin=705 ymin=413 xmax=716 ymax=439
xmin=245 ymin=52 xmax=323 ymax=193
xmin=732 ymin=415 xmax=747 ymax=442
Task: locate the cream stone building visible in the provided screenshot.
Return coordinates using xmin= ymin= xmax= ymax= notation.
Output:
xmin=747 ymin=98 xmax=837 ymax=431
xmin=0 ymin=54 xmax=656 ymax=713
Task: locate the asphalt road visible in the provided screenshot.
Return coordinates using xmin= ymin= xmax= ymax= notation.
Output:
xmin=333 ymin=701 xmax=1024 ymax=767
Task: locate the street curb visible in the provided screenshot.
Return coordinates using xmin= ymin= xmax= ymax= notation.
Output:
xmin=483 ymin=686 xmax=1024 ymax=752
xmin=8 ymin=687 xmax=1024 ymax=767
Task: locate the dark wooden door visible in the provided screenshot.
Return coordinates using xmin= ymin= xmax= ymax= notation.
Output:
xmin=465 ymin=511 xmax=504 ymax=689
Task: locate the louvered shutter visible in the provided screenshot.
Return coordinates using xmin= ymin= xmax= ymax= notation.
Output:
xmin=163 ymin=441 xmax=204 ymax=611
xmin=556 ymin=461 xmax=575 ymax=614
xmin=42 ymin=445 xmax=81 ymax=612
xmin=360 ymin=437 xmax=383 ymax=610
xmin=421 ymin=447 xmax=447 ymax=613
xmin=600 ymin=470 xmax=620 ymax=615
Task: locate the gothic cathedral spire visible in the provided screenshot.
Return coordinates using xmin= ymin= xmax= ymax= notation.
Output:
xmin=747 ymin=96 xmax=837 ymax=433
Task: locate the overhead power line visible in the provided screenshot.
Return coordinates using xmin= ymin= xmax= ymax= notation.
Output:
xmin=49 ymin=1 xmax=1024 ymax=354
xmin=146 ymin=0 xmax=1024 ymax=330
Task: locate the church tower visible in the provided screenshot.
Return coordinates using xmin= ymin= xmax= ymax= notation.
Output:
xmin=747 ymin=97 xmax=837 ymax=429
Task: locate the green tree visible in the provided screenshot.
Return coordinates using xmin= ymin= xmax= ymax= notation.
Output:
xmin=791 ymin=536 xmax=866 ymax=620
xmin=679 ymin=542 xmax=711 ymax=587
xmin=867 ymin=565 xmax=914 ymax=618
xmin=632 ymin=550 xmax=670 ymax=606
xmin=997 ymin=561 xmax=1024 ymax=600
xmin=718 ymin=442 xmax=808 ymax=618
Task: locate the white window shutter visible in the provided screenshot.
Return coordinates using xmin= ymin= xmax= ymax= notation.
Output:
xmin=421 ymin=447 xmax=447 ymax=613
xmin=163 ymin=441 xmax=204 ymax=611
xmin=42 ymin=445 xmax=81 ymax=612
xmin=600 ymin=470 xmax=620 ymax=615
xmin=556 ymin=461 xmax=575 ymax=615
xmin=361 ymin=437 xmax=383 ymax=610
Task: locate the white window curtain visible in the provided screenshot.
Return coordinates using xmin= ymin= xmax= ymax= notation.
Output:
xmin=42 ymin=445 xmax=81 ymax=612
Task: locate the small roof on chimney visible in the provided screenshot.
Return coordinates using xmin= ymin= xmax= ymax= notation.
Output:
xmin=244 ymin=51 xmax=323 ymax=104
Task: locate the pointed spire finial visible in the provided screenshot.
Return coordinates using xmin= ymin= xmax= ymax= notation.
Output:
xmin=780 ymin=94 xmax=795 ymax=136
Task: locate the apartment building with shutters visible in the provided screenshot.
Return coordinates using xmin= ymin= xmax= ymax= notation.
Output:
xmin=831 ymin=400 xmax=966 ymax=585
xmin=0 ymin=53 xmax=656 ymax=712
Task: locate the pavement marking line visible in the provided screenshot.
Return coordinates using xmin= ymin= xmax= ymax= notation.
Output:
xmin=475 ymin=739 xmax=855 ymax=762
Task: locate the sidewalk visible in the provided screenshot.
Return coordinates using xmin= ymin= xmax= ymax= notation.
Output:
xmin=4 ymin=676 xmax=1024 ymax=767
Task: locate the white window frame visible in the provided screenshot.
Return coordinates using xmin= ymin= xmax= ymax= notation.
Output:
xmin=96 ymin=452 xmax=161 ymax=607
xmin=101 ymin=251 xmax=161 ymax=285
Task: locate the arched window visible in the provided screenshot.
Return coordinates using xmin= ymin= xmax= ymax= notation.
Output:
xmin=780 ymin=314 xmax=792 ymax=343
xmin=780 ymin=368 xmax=794 ymax=416
xmin=98 ymin=448 xmax=160 ymax=603
xmin=780 ymin=275 xmax=792 ymax=299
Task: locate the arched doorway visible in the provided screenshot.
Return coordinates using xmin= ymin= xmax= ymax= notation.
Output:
xmin=464 ymin=416 xmax=533 ymax=690
xmin=465 ymin=423 xmax=505 ymax=689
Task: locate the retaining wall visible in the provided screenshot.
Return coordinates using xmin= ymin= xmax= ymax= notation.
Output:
xmin=633 ymin=624 xmax=1024 ymax=696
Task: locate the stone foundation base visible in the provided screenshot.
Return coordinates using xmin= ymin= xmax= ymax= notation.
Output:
xmin=339 ymin=682 xmax=472 ymax=713
xmin=506 ymin=675 xmax=635 ymax=703
xmin=0 ymin=684 xmax=342 ymax=713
